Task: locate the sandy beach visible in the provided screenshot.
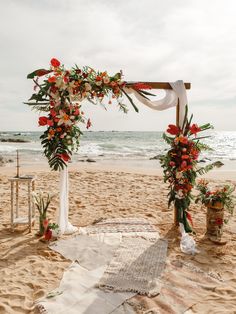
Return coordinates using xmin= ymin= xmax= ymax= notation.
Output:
xmin=0 ymin=162 xmax=235 ymax=314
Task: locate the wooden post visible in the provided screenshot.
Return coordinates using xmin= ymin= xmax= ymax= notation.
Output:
xmin=32 ymin=180 xmax=36 ymax=218
xmin=16 ymin=150 xmax=20 ymax=178
xmin=28 ymin=182 xmax=32 ymax=232
xmin=16 ymin=181 xmax=19 ymax=218
xmin=10 ymin=181 xmax=14 ymax=231
xmin=174 ymin=99 xmax=180 ymax=226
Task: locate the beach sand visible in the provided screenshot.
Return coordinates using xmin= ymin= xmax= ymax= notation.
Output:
xmin=0 ymin=163 xmax=236 ymax=313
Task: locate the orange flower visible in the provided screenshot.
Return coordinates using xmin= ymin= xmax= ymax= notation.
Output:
xmin=179 ymin=136 xmax=188 ymax=144
xmin=48 ymin=76 xmax=56 ymax=83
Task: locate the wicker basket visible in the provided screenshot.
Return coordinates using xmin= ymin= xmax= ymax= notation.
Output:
xmin=206 ymin=201 xmax=224 ymax=237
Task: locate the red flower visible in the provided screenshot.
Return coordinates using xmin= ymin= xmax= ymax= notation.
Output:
xmin=47 ymin=120 xmax=54 ymax=126
xmin=48 ymin=76 xmax=56 ymax=83
xmin=50 ymin=85 xmax=58 ymax=93
xmin=190 ymin=148 xmax=199 ymax=160
xmin=167 ymin=124 xmax=180 ymax=135
xmin=190 ymin=124 xmax=201 ymax=135
xmin=86 ymin=118 xmax=92 ymax=129
xmin=38 ymin=116 xmax=48 ymax=126
xmin=181 ymin=155 xmax=190 ymax=160
xmin=74 ymin=108 xmax=80 ymax=116
xmin=169 ymin=161 xmax=175 ymax=167
xmin=50 ymin=58 xmax=61 ymax=67
xmin=63 ymin=76 xmax=69 ymax=83
xmin=58 ymin=153 xmax=70 ymax=162
xmin=44 ymin=229 xmax=52 ymax=241
xmin=215 ymin=218 xmax=223 ymax=225
xmin=50 ymin=109 xmax=57 ymax=117
xmin=180 ymin=161 xmax=187 ymax=170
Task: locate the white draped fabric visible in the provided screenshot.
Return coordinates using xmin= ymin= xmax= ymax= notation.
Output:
xmin=124 ymin=80 xmax=187 ymax=125
xmin=58 ymin=80 xmax=196 ymax=253
xmin=57 ymin=168 xmax=78 ymax=235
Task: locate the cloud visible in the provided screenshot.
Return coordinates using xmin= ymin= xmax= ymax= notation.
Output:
xmin=0 ymin=0 xmax=235 ymax=130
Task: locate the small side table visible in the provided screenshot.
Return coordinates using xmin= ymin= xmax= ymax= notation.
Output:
xmin=8 ymin=176 xmax=36 ymax=232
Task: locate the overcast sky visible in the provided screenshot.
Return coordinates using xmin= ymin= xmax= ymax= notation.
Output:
xmin=0 ymin=0 xmax=236 ymax=131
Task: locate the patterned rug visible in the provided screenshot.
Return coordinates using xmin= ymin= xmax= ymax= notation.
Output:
xmin=79 ymin=217 xmax=157 ymax=234
xmin=97 ymin=237 xmax=168 ymax=297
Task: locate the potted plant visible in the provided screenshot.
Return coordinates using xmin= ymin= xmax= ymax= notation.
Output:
xmin=32 ymin=191 xmax=57 ymax=236
xmin=195 ymin=179 xmax=235 ymax=238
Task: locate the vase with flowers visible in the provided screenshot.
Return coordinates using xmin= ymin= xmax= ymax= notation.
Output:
xmin=195 ymin=180 xmax=235 ymax=238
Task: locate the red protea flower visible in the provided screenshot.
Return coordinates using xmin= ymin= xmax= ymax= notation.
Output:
xmin=190 ymin=124 xmax=201 ymax=135
xmin=50 ymin=58 xmax=61 ymax=67
xmin=38 ymin=116 xmax=48 ymax=126
xmin=166 ymin=124 xmax=180 ymax=135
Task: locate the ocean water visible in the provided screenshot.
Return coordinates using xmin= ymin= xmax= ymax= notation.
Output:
xmin=0 ymin=130 xmax=236 ymax=162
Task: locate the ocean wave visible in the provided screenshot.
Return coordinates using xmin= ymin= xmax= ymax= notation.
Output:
xmin=0 ymin=131 xmax=235 ymax=161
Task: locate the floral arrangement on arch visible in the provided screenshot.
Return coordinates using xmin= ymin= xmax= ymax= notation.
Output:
xmin=195 ymin=179 xmax=235 ymax=214
xmin=160 ymin=106 xmax=222 ymax=233
xmin=26 ymin=58 xmax=153 ymax=170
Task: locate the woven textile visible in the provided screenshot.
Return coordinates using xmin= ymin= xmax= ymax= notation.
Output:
xmin=97 ymin=237 xmax=168 ymax=297
xmin=80 ymin=217 xmax=157 ymax=234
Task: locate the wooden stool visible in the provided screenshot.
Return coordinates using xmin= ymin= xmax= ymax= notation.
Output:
xmin=9 ymin=176 xmax=36 ymax=232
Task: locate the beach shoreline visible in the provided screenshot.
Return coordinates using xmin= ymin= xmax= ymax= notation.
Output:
xmin=1 ymin=158 xmax=236 ymax=181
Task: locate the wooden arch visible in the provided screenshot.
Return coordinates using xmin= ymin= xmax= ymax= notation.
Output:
xmin=130 ymin=81 xmax=191 ymax=226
